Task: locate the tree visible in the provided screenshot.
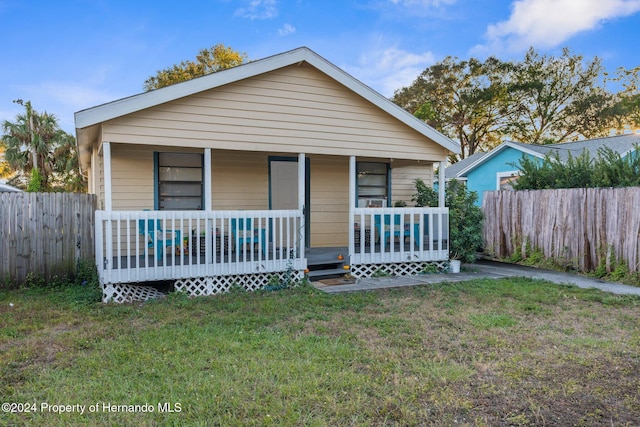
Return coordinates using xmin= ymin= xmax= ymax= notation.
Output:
xmin=0 ymin=143 xmax=11 ymax=179
xmin=505 ymin=48 xmax=613 ymax=144
xmin=393 ymin=48 xmax=630 ymax=157
xmin=144 ymin=44 xmax=247 ymax=91
xmin=1 ymin=101 xmax=85 ymax=192
xmin=605 ymin=66 xmax=640 ymax=133
xmin=393 ymin=56 xmax=512 ymax=159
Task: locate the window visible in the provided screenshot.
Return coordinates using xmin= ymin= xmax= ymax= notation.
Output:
xmin=357 ymin=162 xmax=389 ymax=207
xmin=156 ymin=152 xmax=203 ymax=210
xmin=497 ymin=171 xmax=519 ymax=191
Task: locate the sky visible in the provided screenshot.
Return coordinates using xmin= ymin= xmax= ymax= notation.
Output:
xmin=1 ymin=0 xmax=640 ymax=134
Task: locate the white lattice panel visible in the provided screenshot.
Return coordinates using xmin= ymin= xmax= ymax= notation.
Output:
xmin=350 ymin=261 xmax=449 ymax=278
xmin=103 ymin=283 xmax=166 ymax=303
xmin=174 ymin=270 xmax=304 ymax=297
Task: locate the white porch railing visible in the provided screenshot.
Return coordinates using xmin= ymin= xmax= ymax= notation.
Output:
xmin=349 ymin=207 xmax=449 ymax=264
xmin=95 ymin=209 xmax=305 ymax=285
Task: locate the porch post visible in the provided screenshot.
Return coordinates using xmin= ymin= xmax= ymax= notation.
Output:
xmin=298 ymin=153 xmax=305 ymax=256
xmin=103 ymin=141 xmax=112 ymax=211
xmin=349 ymin=156 xmax=356 ymax=257
xmin=204 ymin=148 xmax=212 ymax=210
xmin=438 ymin=161 xmax=446 ymax=208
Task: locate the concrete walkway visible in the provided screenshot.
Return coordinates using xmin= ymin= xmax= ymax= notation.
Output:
xmin=313 ymin=259 xmax=640 ymax=296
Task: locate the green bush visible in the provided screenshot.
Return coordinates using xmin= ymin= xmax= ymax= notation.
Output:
xmin=513 ymin=144 xmax=640 ymax=190
xmin=413 ymin=179 xmax=484 ymax=263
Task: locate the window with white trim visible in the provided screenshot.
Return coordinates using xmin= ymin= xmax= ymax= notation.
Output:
xmin=496 ymin=171 xmax=519 ymax=191
xmin=157 ymin=152 xmax=203 ymax=210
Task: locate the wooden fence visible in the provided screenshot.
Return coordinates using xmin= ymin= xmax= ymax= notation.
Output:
xmin=0 ymin=192 xmax=96 ymax=284
xmin=482 ymin=187 xmax=640 ymax=273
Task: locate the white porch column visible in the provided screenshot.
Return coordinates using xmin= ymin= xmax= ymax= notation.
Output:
xmin=348 ymin=156 xmax=356 ymax=256
xmin=204 ymin=148 xmax=212 ymax=210
xmin=438 ymin=160 xmax=446 ymax=208
xmin=103 ymin=141 xmax=112 ymax=211
xmin=298 ymin=153 xmax=306 ymax=254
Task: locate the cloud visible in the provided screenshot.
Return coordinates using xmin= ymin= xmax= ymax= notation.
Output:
xmin=234 ymin=0 xmax=278 ymax=20
xmin=344 ymin=46 xmax=435 ymax=97
xmin=476 ymin=0 xmax=640 ymax=54
xmin=278 ymin=23 xmax=295 ymax=36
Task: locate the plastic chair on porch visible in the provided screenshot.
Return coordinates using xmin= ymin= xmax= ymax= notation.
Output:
xmin=231 ymin=218 xmax=267 ymax=255
xmin=374 ymin=214 xmax=420 ymax=247
xmin=138 ymin=217 xmax=182 ymax=261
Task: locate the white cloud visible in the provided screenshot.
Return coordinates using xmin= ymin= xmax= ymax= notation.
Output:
xmin=476 ymin=0 xmax=640 ymax=54
xmin=344 ymin=46 xmax=435 ymax=97
xmin=234 ymin=0 xmax=278 ymax=20
xmin=278 ymin=23 xmax=295 ymax=36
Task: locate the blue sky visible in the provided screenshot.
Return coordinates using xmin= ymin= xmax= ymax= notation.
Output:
xmin=2 ymin=0 xmax=640 ymax=134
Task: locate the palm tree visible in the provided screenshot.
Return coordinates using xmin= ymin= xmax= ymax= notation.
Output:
xmin=1 ymin=100 xmax=80 ymax=191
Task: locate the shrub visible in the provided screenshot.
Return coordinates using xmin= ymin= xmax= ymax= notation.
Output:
xmin=413 ymin=179 xmax=484 ymax=263
xmin=513 ymin=144 xmax=640 ymax=190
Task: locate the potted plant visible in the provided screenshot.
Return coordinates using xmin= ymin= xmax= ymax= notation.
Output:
xmin=413 ymin=179 xmax=483 ymax=272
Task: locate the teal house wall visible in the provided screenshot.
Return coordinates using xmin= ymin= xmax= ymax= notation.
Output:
xmin=464 ymin=148 xmax=534 ymax=206
xmin=451 ymin=135 xmax=640 ymax=207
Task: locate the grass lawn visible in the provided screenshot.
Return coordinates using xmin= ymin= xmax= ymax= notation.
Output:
xmin=1 ymin=278 xmax=639 ymax=426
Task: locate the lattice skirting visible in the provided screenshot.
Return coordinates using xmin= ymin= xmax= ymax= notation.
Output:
xmin=350 ymin=261 xmax=450 ymax=278
xmin=174 ymin=270 xmax=305 ymax=297
xmin=103 ymin=283 xmax=166 ymax=304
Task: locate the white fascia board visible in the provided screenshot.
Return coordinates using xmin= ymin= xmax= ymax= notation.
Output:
xmin=74 ymin=47 xmax=459 ymax=154
xmin=300 ymin=49 xmax=460 ymax=154
xmin=457 ymin=141 xmax=545 ymax=177
xmin=74 ymin=49 xmax=310 ymax=129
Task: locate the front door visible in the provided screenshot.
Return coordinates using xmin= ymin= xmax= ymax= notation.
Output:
xmin=269 ymin=158 xmax=310 ymax=246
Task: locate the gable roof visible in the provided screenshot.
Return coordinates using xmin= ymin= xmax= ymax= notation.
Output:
xmin=445 ymin=151 xmax=487 ymax=179
xmin=75 ymin=47 xmax=459 ymax=168
xmin=456 ymin=133 xmax=640 ymax=177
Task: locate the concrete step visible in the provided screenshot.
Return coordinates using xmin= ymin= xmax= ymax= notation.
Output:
xmin=308 ymin=267 xmax=349 ymax=279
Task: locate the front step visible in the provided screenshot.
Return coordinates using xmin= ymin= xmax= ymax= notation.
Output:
xmin=306 ymin=247 xmax=350 ymax=280
xmin=308 ymin=267 xmax=349 ymax=280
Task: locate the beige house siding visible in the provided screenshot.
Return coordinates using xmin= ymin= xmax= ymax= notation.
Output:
xmin=211 ymin=151 xmax=269 ymax=210
xmin=97 ymin=146 xmax=436 ymax=248
xmin=309 ymin=155 xmax=350 ymax=247
xmin=100 ymin=63 xmax=448 ymax=162
xmin=391 ymin=163 xmax=434 ymax=207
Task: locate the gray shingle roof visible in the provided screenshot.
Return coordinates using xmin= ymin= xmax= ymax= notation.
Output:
xmin=445 ymin=152 xmax=487 ymax=178
xmin=507 ymin=133 xmax=640 ymax=162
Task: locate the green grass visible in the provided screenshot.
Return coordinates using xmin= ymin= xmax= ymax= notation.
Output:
xmin=1 ymin=278 xmax=639 ymax=426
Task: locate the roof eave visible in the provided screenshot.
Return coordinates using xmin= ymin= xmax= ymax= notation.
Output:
xmin=457 ymin=141 xmax=545 ymax=177
xmin=74 ymin=47 xmax=459 ymax=156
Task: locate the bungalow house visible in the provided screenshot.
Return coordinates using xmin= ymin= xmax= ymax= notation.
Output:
xmin=74 ymin=47 xmax=459 ymax=302
xmin=448 ymin=134 xmax=640 ymax=206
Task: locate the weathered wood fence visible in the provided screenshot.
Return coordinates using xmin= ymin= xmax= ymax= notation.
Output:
xmin=482 ymin=187 xmax=640 ymax=273
xmin=0 ymin=192 xmax=96 ymax=284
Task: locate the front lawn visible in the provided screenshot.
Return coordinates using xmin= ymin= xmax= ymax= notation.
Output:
xmin=1 ymin=279 xmax=639 ymax=426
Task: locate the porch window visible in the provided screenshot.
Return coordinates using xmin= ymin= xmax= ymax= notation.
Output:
xmin=357 ymin=162 xmax=389 ymax=207
xmin=156 ymin=152 xmax=203 ymax=210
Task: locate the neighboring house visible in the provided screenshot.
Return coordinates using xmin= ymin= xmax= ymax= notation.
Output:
xmin=449 ymin=134 xmax=640 ymax=206
xmin=444 ymin=152 xmax=487 ymax=185
xmin=74 ymin=47 xmax=459 ymax=302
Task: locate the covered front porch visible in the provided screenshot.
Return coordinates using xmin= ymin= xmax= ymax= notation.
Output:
xmin=95 ymin=146 xmax=450 ymax=302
